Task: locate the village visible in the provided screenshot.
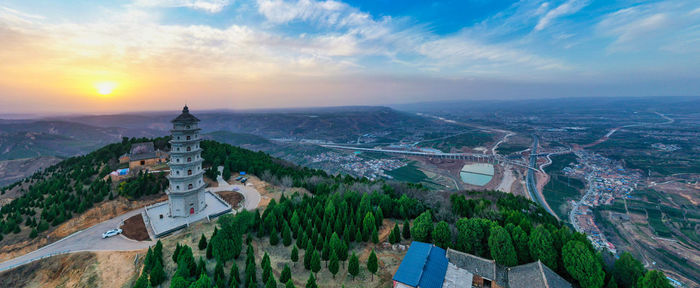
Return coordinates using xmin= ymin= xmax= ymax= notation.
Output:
xmin=564 ymin=150 xmax=641 ymax=253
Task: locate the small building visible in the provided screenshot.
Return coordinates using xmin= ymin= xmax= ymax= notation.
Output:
xmin=119 ymin=142 xmax=168 ymax=170
xmin=393 ymin=242 xmax=572 ymax=288
xmin=393 ymin=242 xmax=449 ymax=288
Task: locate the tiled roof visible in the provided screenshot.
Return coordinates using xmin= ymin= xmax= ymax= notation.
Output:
xmin=171 ymin=105 xmax=200 ymax=123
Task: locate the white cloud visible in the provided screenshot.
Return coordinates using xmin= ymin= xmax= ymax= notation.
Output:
xmin=134 ymin=0 xmax=232 ymax=13
xmin=534 ymin=0 xmax=589 ymax=31
xmin=597 ymin=1 xmax=700 ymax=52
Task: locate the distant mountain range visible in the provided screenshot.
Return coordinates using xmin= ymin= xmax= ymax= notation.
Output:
xmin=0 ymin=106 xmax=449 ymax=186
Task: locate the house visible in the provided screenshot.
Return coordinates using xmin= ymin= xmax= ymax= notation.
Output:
xmin=394 ymin=242 xmax=572 ymax=288
xmin=119 ymin=142 xmax=168 ymax=170
xmin=393 ymin=242 xmax=449 ymax=288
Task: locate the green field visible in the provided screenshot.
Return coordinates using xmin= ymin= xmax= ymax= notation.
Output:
xmin=542 ymin=153 xmax=584 ymax=220
xmin=386 ymin=162 xmax=429 ymax=183
xmin=646 ymin=209 xmax=672 ymax=237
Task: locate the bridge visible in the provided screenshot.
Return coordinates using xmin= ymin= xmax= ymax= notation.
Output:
xmin=320 ymin=145 xmax=534 ymax=170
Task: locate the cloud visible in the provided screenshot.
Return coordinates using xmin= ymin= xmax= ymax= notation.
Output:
xmin=133 ymin=0 xmax=232 ymax=13
xmin=534 ymin=0 xmax=589 ymax=31
xmin=597 ymin=0 xmax=700 ymax=52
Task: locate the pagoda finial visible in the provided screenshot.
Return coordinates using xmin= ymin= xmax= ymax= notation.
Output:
xmin=183 ymin=105 xmax=189 ymax=113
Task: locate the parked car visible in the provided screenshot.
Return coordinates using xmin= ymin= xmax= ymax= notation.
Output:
xmin=241 ymin=177 xmax=248 ymax=184
xmin=235 ymin=176 xmax=243 ymax=181
xmin=102 ymin=228 xmax=123 ymax=239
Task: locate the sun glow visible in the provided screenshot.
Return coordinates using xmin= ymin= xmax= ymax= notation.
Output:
xmin=95 ymin=82 xmax=117 ymax=96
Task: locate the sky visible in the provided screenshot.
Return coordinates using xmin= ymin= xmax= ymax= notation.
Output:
xmin=0 ymin=0 xmax=699 ymax=114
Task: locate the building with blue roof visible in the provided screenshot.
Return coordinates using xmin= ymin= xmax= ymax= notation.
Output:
xmin=393 ymin=241 xmax=448 ymax=288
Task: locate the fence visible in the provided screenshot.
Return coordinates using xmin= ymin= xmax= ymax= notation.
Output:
xmin=0 ymin=249 xmax=72 ymax=272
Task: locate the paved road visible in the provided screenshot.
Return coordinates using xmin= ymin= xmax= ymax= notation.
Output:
xmin=0 ymin=208 xmax=154 ymax=272
xmin=526 ymin=136 xmax=559 ymax=220
xmin=209 ymin=167 xmax=261 ymax=211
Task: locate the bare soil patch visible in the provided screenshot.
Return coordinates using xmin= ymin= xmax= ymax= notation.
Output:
xmin=120 ymin=214 xmax=150 ymax=241
xmin=216 ymin=191 xmax=244 ymax=207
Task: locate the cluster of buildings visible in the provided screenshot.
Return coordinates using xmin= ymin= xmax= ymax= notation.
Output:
xmin=306 ymin=151 xmax=407 ymax=180
xmin=393 ymin=241 xmax=572 ymax=288
xmin=565 ymin=150 xmax=641 ymax=253
xmin=651 ymin=143 xmax=681 ymax=152
xmin=340 ymin=158 xmax=406 ymax=180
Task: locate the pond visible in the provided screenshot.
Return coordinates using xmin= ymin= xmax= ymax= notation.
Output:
xmin=460 ymin=163 xmax=494 ymax=186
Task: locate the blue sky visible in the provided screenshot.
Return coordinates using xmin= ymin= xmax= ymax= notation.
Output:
xmin=0 ymin=0 xmax=699 ymax=113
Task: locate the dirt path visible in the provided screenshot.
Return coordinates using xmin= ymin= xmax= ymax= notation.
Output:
xmin=496 ymin=164 xmax=515 ymax=193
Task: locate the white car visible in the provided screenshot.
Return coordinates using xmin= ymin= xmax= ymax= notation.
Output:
xmin=102 ymin=228 xmax=123 ymax=239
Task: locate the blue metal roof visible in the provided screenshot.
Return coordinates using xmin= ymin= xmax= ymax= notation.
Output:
xmin=393 ymin=241 xmax=448 ymax=288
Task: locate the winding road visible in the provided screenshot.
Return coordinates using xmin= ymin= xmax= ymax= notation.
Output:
xmin=0 ymin=208 xmax=154 ymax=272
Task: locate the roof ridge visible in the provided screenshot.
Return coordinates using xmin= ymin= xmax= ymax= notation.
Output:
xmin=414 ymin=244 xmax=432 ymax=285
xmin=538 ymin=260 xmax=550 ymax=288
xmin=447 ymin=248 xmax=496 ymax=264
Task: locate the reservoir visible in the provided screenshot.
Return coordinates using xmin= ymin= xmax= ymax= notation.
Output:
xmin=460 ymin=163 xmax=494 ymax=186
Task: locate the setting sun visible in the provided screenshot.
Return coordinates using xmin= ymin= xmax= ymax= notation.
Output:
xmin=95 ymin=82 xmax=117 ymax=96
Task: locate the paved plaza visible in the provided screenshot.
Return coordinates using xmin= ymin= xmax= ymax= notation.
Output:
xmin=145 ymin=191 xmax=231 ymax=237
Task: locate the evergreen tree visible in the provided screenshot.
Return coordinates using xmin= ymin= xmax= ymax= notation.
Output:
xmin=389 ymin=223 xmax=400 ymax=244
xmin=614 ymin=252 xmax=645 ymax=288
xmin=638 ymin=270 xmax=672 ymax=288
xmin=311 ymin=249 xmax=321 ymax=276
xmin=321 ymin=238 xmax=330 ymax=266
xmin=291 ymin=245 xmax=299 ymax=266
xmin=29 ymin=228 xmax=37 ymax=239
xmin=270 ymin=226 xmax=280 ymax=246
xmin=198 ymin=233 xmax=208 ymax=250
xmin=286 ymin=279 xmax=296 ymax=288
xmin=304 ymin=242 xmax=313 ymax=270
xmin=196 ymin=257 xmax=207 ymax=279
xmin=265 ymin=275 xmax=276 ymax=288
xmin=402 ymin=219 xmax=411 ymax=239
xmin=229 ymin=261 xmax=240 ymax=288
xmin=367 ymin=249 xmax=378 ymax=281
xmin=283 ymin=221 xmax=293 ymax=246
xmin=173 ymin=243 xmax=182 ymax=264
xmin=329 ymin=250 xmax=339 ymax=278
xmin=214 ymin=260 xmax=226 ymax=288
xmin=354 ymin=228 xmax=363 ymax=244
xmin=133 ymin=272 xmax=149 ymax=288
xmin=154 ymin=240 xmax=163 ymax=262
xmin=305 ymin=273 xmax=317 ymax=288
xmin=348 ymin=252 xmax=359 ymax=280
xmin=190 ymin=273 xmax=213 ymax=288
xmin=262 ymin=254 xmax=272 ymax=283
xmin=149 ymin=260 xmax=165 ymax=287
xmin=206 ymin=241 xmax=213 ymax=259
xmin=509 ymin=226 xmax=530 ymax=264
xmin=488 ymin=226 xmax=517 ymax=266
xmin=562 ymin=240 xmax=604 ymax=288
xmin=280 ymin=264 xmax=292 ymax=283
xmin=411 ymin=211 xmax=433 ymax=242
xmin=529 ymin=226 xmax=558 ymax=270
xmin=144 ymin=247 xmax=155 ymax=272
xmin=362 ymin=212 xmax=375 ymax=241
xmin=371 ymin=226 xmax=379 ymax=244
xmin=169 ymin=276 xmax=189 ymax=288
xmin=432 ymin=221 xmax=451 ymax=249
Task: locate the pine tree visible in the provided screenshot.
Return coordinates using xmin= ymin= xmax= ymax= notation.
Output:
xmin=149 ymin=260 xmax=165 ymax=286
xmin=265 ymin=275 xmax=276 ymax=288
xmin=214 ymin=260 xmax=226 ymax=288
xmin=311 ymin=249 xmax=321 ymax=277
xmin=283 ymin=221 xmax=293 ymax=246
xmin=173 ymin=243 xmax=182 ymax=264
xmin=196 ymin=257 xmax=207 ymax=279
xmin=304 ymin=242 xmax=313 ymax=270
xmin=291 ymin=245 xmax=299 ymax=266
xmin=206 ymin=241 xmax=213 ymax=259
xmin=133 ymin=271 xmax=149 ymax=288
xmin=286 ymin=279 xmax=296 ymax=288
xmin=329 ymin=250 xmax=339 ymax=278
xmin=348 ymin=252 xmax=359 ymax=280
xmin=229 ymin=261 xmax=240 ymax=288
xmin=198 ymin=233 xmax=208 ymax=250
xmin=367 ymin=249 xmax=378 ymax=281
xmin=280 ymin=264 xmax=292 ymax=283
xmin=270 ymin=226 xmax=279 ymax=246
xmin=144 ymin=247 xmax=154 ymax=272
xmin=321 ymin=238 xmax=330 ymax=266
xmin=305 ymin=273 xmax=317 ymax=288
xmin=371 ymin=227 xmax=379 ymax=244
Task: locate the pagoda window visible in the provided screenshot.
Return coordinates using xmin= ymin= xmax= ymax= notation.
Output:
xmin=187 ymin=157 xmax=192 ymax=162
xmin=187 ymin=146 xmax=191 ymax=152
xmin=187 ymin=135 xmax=191 ymax=140
xmin=188 ymin=184 xmax=193 ymax=189
xmin=188 ymin=169 xmax=192 ymax=175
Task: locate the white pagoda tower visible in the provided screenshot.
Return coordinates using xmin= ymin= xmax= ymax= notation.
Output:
xmin=167 ymin=106 xmax=207 ymax=217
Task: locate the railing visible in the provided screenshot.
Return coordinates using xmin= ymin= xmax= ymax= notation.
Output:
xmin=0 ymin=249 xmax=72 ymax=272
